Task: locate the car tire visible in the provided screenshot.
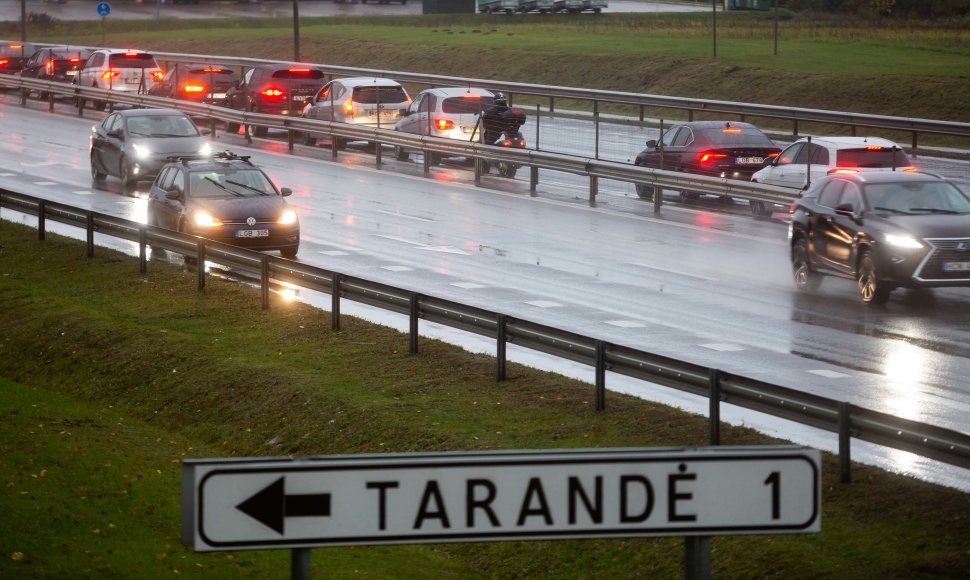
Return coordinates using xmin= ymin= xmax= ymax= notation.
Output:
xmin=499 ymin=163 xmax=518 ymax=179
xmin=395 ymin=145 xmax=409 ymax=161
xmin=119 ymin=157 xmax=137 ymax=192
xmin=791 ymin=238 xmax=822 ymax=293
xmin=303 ymin=132 xmax=317 ymax=147
xmin=634 ymin=182 xmax=654 ymax=201
xmin=90 ymin=151 xmax=106 ymax=184
xmin=858 ymin=250 xmax=891 ymax=305
xmin=678 ymin=191 xmax=699 ymax=203
xmin=280 ymin=245 xmax=299 ymax=259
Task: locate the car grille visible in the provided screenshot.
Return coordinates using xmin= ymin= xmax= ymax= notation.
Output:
xmin=915 ymin=238 xmax=970 ymax=281
xmin=221 ymin=217 xmax=276 ymax=226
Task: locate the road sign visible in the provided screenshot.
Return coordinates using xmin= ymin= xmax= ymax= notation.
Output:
xmin=182 ymin=447 xmax=820 ymax=552
xmin=97 ymin=2 xmax=111 ymax=16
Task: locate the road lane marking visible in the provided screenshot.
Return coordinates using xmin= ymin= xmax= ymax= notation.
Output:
xmin=700 ymin=343 xmax=745 ymax=352
xmin=629 ymin=262 xmax=717 ymax=281
xmin=451 ymin=282 xmax=487 ymax=289
xmin=525 ymin=300 xmax=562 ymax=308
xmin=377 ymin=209 xmax=434 ymax=222
xmin=807 ymin=369 xmax=850 ymax=379
xmin=319 ymin=250 xmax=350 ymax=256
xmin=33 ymin=181 xmax=57 ymax=186
xmin=605 ymin=320 xmax=647 ymax=328
xmin=381 ymin=265 xmax=413 ymax=272
xmin=73 ymin=190 xmax=95 ymax=195
xmin=418 ymin=246 xmax=469 ymax=255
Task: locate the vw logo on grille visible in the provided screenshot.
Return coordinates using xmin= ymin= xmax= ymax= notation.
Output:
xmin=246 ymin=217 xmax=256 ymax=226
xmin=957 ymin=242 xmax=970 ymax=251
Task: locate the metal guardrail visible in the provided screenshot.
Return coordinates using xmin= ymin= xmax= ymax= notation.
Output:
xmin=2 ymin=188 xmax=968 ymax=480
xmin=0 ymin=74 xmax=800 ymax=210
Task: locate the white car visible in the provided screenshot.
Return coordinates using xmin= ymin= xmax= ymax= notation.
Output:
xmin=74 ymin=49 xmax=163 ymax=111
xmin=392 ymin=87 xmax=495 ymax=162
xmin=300 ymin=77 xmax=410 ymax=148
xmin=749 ymin=136 xmax=915 ymax=218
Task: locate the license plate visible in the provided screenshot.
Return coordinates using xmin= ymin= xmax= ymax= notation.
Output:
xmin=292 ymin=95 xmax=308 ymax=102
xmin=236 ymin=229 xmax=269 ymax=239
xmin=66 ymin=70 xmax=77 ymax=76
xmin=211 ymin=92 xmax=226 ymax=100
xmin=943 ymin=261 xmax=970 ymax=272
xmin=736 ymin=157 xmax=764 ymax=165
xmin=461 ymin=126 xmax=474 ymax=134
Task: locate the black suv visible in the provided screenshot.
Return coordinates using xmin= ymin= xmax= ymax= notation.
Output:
xmin=148 ymin=63 xmax=239 ymax=105
xmin=19 ymin=46 xmax=93 ymax=100
xmin=147 ymin=152 xmax=300 ymax=258
xmin=225 ymin=64 xmax=326 ymax=137
xmin=789 ymin=172 xmax=970 ymax=304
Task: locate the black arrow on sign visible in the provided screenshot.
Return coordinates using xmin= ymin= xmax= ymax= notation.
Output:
xmin=236 ymin=477 xmax=331 ymax=535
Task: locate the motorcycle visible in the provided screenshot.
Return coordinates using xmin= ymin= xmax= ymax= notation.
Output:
xmin=480 ymin=107 xmax=527 ymax=179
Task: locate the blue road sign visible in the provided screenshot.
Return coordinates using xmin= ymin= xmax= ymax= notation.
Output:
xmin=97 ymin=2 xmax=111 ymax=16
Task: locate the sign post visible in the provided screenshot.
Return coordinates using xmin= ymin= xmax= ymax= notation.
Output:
xmin=97 ymin=2 xmax=111 ymax=45
xmin=183 ymin=447 xmax=820 ymax=578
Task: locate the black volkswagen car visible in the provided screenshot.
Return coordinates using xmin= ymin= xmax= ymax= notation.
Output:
xmin=147 ymin=152 xmax=300 ymax=258
xmin=634 ymin=121 xmax=781 ymax=206
xmin=789 ymin=172 xmax=970 ymax=304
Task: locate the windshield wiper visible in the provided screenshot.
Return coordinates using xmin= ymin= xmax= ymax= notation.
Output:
xmin=225 ymin=179 xmax=271 ymax=196
xmin=150 ymin=133 xmax=193 ymax=138
xmin=204 ymin=176 xmax=243 ymax=197
xmin=874 ymin=206 xmax=912 ymax=215
xmin=909 ymin=207 xmax=960 ymax=214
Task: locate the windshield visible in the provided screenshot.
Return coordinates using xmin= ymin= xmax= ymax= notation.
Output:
xmin=352 ymin=86 xmax=409 ymax=104
xmin=442 ymin=96 xmax=494 ymax=114
xmin=699 ymin=127 xmax=775 ymax=148
xmin=865 ymin=182 xmax=970 ymax=214
xmin=836 ymin=148 xmax=912 ymax=168
xmin=188 ymin=169 xmax=277 ymax=198
xmin=126 ymin=115 xmax=200 ymax=138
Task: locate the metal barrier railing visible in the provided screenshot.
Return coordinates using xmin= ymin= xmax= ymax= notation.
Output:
xmin=2 ymin=187 xmax=968 ymax=482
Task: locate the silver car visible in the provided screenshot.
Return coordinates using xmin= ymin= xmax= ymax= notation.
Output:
xmin=89 ymin=108 xmax=211 ymax=192
xmin=392 ymin=87 xmax=495 ymax=162
xmin=300 ymin=77 xmax=410 ymax=148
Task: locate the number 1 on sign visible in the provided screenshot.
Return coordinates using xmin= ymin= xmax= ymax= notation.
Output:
xmin=764 ymin=471 xmax=780 ymax=520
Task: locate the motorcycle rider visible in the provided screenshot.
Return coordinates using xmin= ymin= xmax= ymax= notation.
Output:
xmin=481 ymin=92 xmax=511 ymax=146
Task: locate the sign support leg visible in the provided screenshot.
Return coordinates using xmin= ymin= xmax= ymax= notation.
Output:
xmin=291 ymin=548 xmax=311 ymax=580
xmin=684 ymin=536 xmax=711 ymax=580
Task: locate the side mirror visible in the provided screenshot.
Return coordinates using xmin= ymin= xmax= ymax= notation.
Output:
xmin=833 ymin=203 xmax=861 ymax=221
xmin=280 ymin=187 xmax=292 ymax=197
xmin=201 ymin=128 xmax=212 ymax=136
xmin=763 ymin=157 xmax=775 ymax=167
xmin=165 ymin=191 xmax=182 ymax=201
xmin=645 ymin=139 xmax=657 ymax=149
xmin=107 ymin=129 xmax=123 ymax=139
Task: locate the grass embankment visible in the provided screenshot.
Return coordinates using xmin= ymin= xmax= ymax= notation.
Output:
xmin=1 ymin=222 xmax=968 ymax=578
xmin=17 ymin=12 xmax=970 ymax=126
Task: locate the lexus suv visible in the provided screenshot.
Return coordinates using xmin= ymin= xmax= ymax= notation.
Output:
xmin=789 ymin=171 xmax=970 ymax=304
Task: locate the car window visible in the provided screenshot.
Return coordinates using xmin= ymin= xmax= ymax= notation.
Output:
xmin=171 ymin=169 xmax=185 ymax=194
xmin=671 ymin=127 xmax=693 ymax=147
xmin=792 ymin=144 xmax=810 ymax=164
xmin=316 ymin=84 xmax=331 ymax=102
xmin=352 ymin=86 xmax=409 ymax=104
xmin=104 ymin=114 xmax=121 ymax=132
xmin=126 ymin=115 xmax=199 ymax=138
xmin=158 ymin=167 xmax=176 ymax=191
xmin=835 ymin=147 xmax=911 ymax=168
xmin=817 ymin=179 xmax=847 ymax=208
xmin=442 ymin=96 xmax=494 ymax=114
xmin=838 ymin=183 xmax=863 ymax=212
xmin=865 ymin=181 xmax=970 ymax=214
xmin=242 ymin=68 xmax=254 ymax=85
xmin=776 ymin=143 xmax=802 ymax=165
xmin=699 ymin=127 xmax=774 ymax=148
xmin=189 ymin=169 xmax=276 ymax=198
xmin=108 ymin=53 xmax=158 ymax=69
xmin=811 ymin=144 xmax=830 ymax=165
xmin=660 ymin=127 xmax=681 ymax=148
xmin=87 ymin=53 xmax=104 ymax=68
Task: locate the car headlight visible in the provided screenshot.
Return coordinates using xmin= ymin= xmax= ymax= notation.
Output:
xmin=885 ymin=233 xmax=922 ymax=249
xmin=278 ymin=209 xmax=298 ymax=225
xmin=132 ymin=143 xmax=152 ymax=160
xmin=193 ymin=211 xmax=222 ymax=227
xmin=197 ymin=142 xmax=212 ymax=156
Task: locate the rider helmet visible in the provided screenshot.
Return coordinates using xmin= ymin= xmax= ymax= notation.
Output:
xmin=493 ymin=92 xmax=508 ymax=107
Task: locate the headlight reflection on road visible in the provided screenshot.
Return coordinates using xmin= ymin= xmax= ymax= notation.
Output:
xmin=882 ymin=340 xmax=926 ymax=421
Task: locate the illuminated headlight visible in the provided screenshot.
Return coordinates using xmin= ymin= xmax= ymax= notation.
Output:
xmin=193 ymin=211 xmax=222 ymax=227
xmin=885 ymin=234 xmax=922 ymax=249
xmin=132 ymin=143 xmax=152 ymax=160
xmin=278 ymin=209 xmax=298 ymax=225
xmin=197 ymin=142 xmax=212 ymax=156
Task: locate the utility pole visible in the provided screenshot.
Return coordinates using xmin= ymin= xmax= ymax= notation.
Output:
xmin=712 ymin=0 xmax=717 ymax=59
xmin=293 ymin=0 xmax=301 ymax=62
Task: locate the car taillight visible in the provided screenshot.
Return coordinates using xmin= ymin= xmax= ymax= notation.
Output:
xmin=789 ymin=203 xmax=797 ymax=214
xmin=828 ymin=168 xmax=859 ymax=175
xmin=150 ymin=70 xmax=164 ymax=81
xmin=46 ymin=60 xmax=54 ymax=74
xmin=698 ymin=151 xmax=728 ymax=164
xmin=101 ymin=70 xmax=120 ymax=80
xmin=288 ymin=67 xmax=311 ymax=73
xmin=201 ymin=67 xmax=223 ymax=73
xmin=0 ymin=59 xmax=9 ymax=66
xmin=344 ymin=101 xmax=354 ymax=114
xmin=768 ymin=152 xmax=780 ymax=158
xmin=902 ymin=167 xmax=918 ymax=173
xmin=260 ymin=87 xmax=285 ymax=99
xmin=183 ymin=83 xmax=205 ymax=94
xmin=435 ymin=118 xmax=455 ymax=131
xmin=866 ymin=146 xmax=885 ymax=151
xmin=69 ymin=57 xmax=80 ymax=64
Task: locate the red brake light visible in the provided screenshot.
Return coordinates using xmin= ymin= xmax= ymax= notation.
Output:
xmin=501 ymin=140 xmax=513 ymax=147
xmin=722 ymin=128 xmax=742 ymax=134
xmin=11 ymin=44 xmax=22 ymax=49
xmin=288 ymin=67 xmax=311 ymax=73
xmin=767 ymin=152 xmax=780 ymax=158
xmin=698 ymin=152 xmax=728 ymax=164
xmin=0 ymin=59 xmax=8 ymax=66
xmin=260 ymin=87 xmax=285 ymax=99
xmin=183 ymin=83 xmax=205 ymax=93
xmin=866 ymin=146 xmax=885 ymax=151
xmin=201 ymin=67 xmax=223 ymax=73
xmin=46 ymin=60 xmax=54 ymax=74
xmin=124 ymin=51 xmax=140 ymax=57
xmin=101 ymin=70 xmax=120 ymax=80
xmin=69 ymin=57 xmax=80 ymax=63
xmin=463 ymin=94 xmax=481 ymax=99
xmin=435 ymin=118 xmax=455 ymax=131
xmin=828 ymin=168 xmax=860 ymax=175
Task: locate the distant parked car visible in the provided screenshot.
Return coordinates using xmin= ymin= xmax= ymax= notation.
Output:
xmin=393 ymin=87 xmax=494 ymax=161
xmin=300 ymin=76 xmax=410 ymax=148
xmin=789 ymin=171 xmax=970 ymax=304
xmin=147 ymin=152 xmax=300 ymax=258
xmin=634 ymin=121 xmax=781 ymax=208
xmin=19 ymin=46 xmax=93 ymax=100
xmin=148 ymin=63 xmax=239 ymax=105
xmin=74 ymin=49 xmax=164 ymax=111
xmin=89 ymin=108 xmax=211 ymax=191
xmin=225 ymin=64 xmax=326 ymax=138
xmin=0 ymin=41 xmax=36 ymax=76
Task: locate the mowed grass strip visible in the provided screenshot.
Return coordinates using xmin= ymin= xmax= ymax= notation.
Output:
xmin=0 ymin=221 xmax=968 ymax=577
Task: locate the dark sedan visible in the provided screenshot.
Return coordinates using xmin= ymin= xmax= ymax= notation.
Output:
xmin=148 ymin=63 xmax=239 ymax=105
xmin=634 ymin=121 xmax=781 ymax=206
xmin=19 ymin=46 xmax=93 ymax=99
xmin=789 ymin=172 xmax=970 ymax=304
xmin=0 ymin=41 xmax=36 ymax=76
xmin=147 ymin=153 xmax=300 ymax=258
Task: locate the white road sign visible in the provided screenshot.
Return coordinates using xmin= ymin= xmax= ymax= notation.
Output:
xmin=182 ymin=447 xmax=820 ymax=551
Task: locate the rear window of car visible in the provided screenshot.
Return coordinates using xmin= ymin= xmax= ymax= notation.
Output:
xmin=270 ymin=69 xmax=324 ymax=80
xmin=352 ymin=86 xmax=409 ymax=104
xmin=442 ymin=96 xmax=494 ymax=114
xmin=108 ymin=53 xmax=159 ymax=68
xmin=836 ymin=148 xmax=911 ymax=168
xmin=699 ymin=127 xmax=776 ymax=148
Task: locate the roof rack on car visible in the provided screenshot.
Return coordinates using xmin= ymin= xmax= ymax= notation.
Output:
xmin=164 ymin=151 xmax=252 ymax=164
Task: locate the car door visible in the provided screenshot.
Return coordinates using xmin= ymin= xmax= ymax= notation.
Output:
xmin=150 ymin=168 xmax=183 ymax=229
xmin=820 ymin=182 xmax=863 ymax=273
xmin=100 ymin=114 xmax=126 ymax=172
xmin=640 ymin=125 xmax=684 ymax=170
xmin=807 ymin=179 xmax=852 ymax=274
xmin=92 ymin=113 xmax=121 ymax=173
xmin=228 ymin=68 xmax=255 ymax=110
xmin=78 ymin=51 xmax=103 ymax=87
xmin=307 ymin=81 xmax=336 ymax=121
xmin=395 ymin=90 xmax=425 ymax=134
xmin=761 ymin=142 xmax=803 ymax=187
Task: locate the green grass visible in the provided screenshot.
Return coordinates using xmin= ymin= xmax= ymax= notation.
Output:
xmin=1 ymin=217 xmax=969 ymax=577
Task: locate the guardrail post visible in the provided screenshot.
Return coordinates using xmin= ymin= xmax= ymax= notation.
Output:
xmin=423 ymin=151 xmax=431 ymax=175
xmin=331 ymin=136 xmax=339 ymax=160
xmin=409 ymin=293 xmax=420 ymax=354
xmin=37 ymin=200 xmax=46 ymax=241
xmin=839 ymin=401 xmax=852 ymax=484
xmin=19 ymin=87 xmax=26 ymax=106
xmin=529 ymin=166 xmax=538 ymax=196
xmin=375 ymin=141 xmax=383 ymax=168
xmin=260 ymin=255 xmax=270 ymax=311
xmin=534 ymin=104 xmax=540 ymax=152
xmin=287 ymin=129 xmax=295 ymax=152
xmin=474 ymin=157 xmax=482 ymax=183
xmin=639 ymin=105 xmax=644 ymax=122
xmin=593 ymin=102 xmax=600 ymax=160
xmin=76 ymin=89 xmax=85 ymax=117
xmin=86 ymin=212 xmax=94 ymax=258
xmin=589 ymin=176 xmax=598 ymax=207
xmin=595 ymin=341 xmax=607 ymax=411
xmin=48 ymin=91 xmax=55 ymax=113
xmin=139 ymin=226 xmax=147 ymax=274
xmin=911 ymin=132 xmax=918 ymax=150
xmin=331 ymin=274 xmax=341 ymax=331
xmin=548 ymin=96 xmax=554 ymax=114
xmin=688 ymin=109 xmax=694 ymax=122
xmin=197 ymin=239 xmax=206 ymax=291
xmin=850 ymin=125 xmax=857 ymax=137
xmin=792 ymin=119 xmax=799 ymax=137
xmin=496 ymin=314 xmax=507 ymax=382
xmin=209 ymin=117 xmax=217 ymax=139
xmin=685 ymin=536 xmax=711 ymax=580
xmin=709 ymin=369 xmax=721 ymax=446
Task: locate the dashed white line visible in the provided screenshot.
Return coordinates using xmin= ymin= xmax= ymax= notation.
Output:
xmin=319 ymin=250 xmax=350 ymax=256
xmin=629 ymin=262 xmax=717 ymax=282
xmin=807 ymin=369 xmax=851 ymax=379
xmin=525 ymin=300 xmax=562 ymax=308
xmin=700 ymin=343 xmax=745 ymax=352
xmin=451 ymin=282 xmax=486 ymax=289
xmin=605 ymin=320 xmax=647 ymax=328
xmin=381 ymin=265 xmax=413 ymax=272
xmin=73 ymin=190 xmax=95 ymax=195
xmin=33 ymin=181 xmax=57 ymax=186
